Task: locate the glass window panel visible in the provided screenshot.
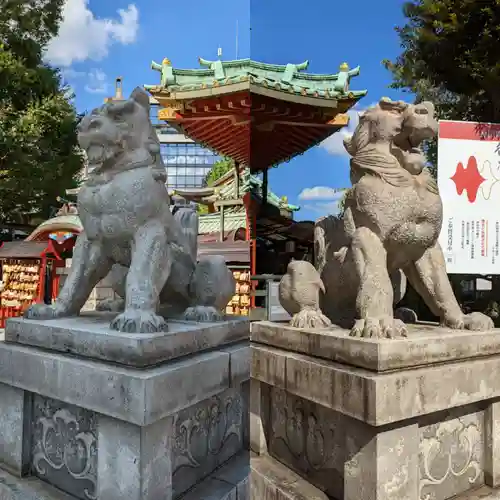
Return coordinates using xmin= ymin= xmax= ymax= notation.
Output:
xmin=177 ymin=155 xmax=186 ymax=165
xmin=175 ymin=167 xmax=186 ymax=176
xmin=187 ymin=145 xmax=196 ymax=155
xmin=166 ymin=156 xmax=177 ymax=164
xmin=177 ymin=144 xmax=187 ymax=154
xmin=195 ymin=156 xmax=205 ymax=164
xmin=185 ymin=167 xmax=196 ymax=176
xmin=185 ymin=156 xmax=197 ymax=165
xmin=185 ymin=176 xmax=196 ymax=186
xmin=150 ymin=105 xmax=159 ymax=124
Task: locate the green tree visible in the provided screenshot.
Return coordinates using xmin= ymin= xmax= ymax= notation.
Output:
xmin=385 ymin=0 xmax=500 ymax=303
xmin=197 ymin=157 xmax=235 ymax=214
xmin=336 ymin=188 xmax=350 ymax=218
xmin=203 ymin=157 xmax=234 ymax=187
xmin=383 ymin=0 xmax=500 ymax=173
xmin=0 ymin=0 xmax=84 ymax=224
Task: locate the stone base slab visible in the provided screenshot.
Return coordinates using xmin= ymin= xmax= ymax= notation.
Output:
xmin=251 ymin=321 xmax=500 ymax=372
xmin=0 ymin=452 xmax=250 ymax=500
xmin=455 ymin=486 xmax=500 ymax=499
xmin=0 ymin=468 xmax=75 ymax=499
xmin=252 ymin=458 xmax=500 ymax=500
xmin=251 ymin=454 xmax=328 ymax=500
xmin=180 ymin=451 xmax=249 ymax=500
xmin=6 ymin=313 xmax=248 ymax=367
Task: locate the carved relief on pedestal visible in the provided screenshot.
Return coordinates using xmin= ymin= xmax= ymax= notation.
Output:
xmin=269 ymin=387 xmax=344 ymax=498
xmin=172 ymin=387 xmax=243 ymax=498
xmin=31 ymin=395 xmax=97 ymax=500
xmin=419 ymin=409 xmax=484 ymax=500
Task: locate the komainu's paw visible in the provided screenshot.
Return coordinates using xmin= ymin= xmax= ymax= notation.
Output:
xmin=96 ymin=298 xmax=125 ymax=313
xmin=464 ymin=312 xmax=494 ymax=331
xmin=290 ymin=308 xmax=331 ymax=329
xmin=182 ymin=306 xmax=224 ymax=322
xmin=110 ymin=309 xmax=168 ymax=333
xmin=24 ymin=303 xmax=68 ymax=320
xmin=442 ymin=314 xmax=465 ymax=330
xmin=350 ymin=317 xmax=407 ymax=339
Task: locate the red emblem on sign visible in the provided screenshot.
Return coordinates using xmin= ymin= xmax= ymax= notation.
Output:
xmin=450 ymin=156 xmax=486 ymax=203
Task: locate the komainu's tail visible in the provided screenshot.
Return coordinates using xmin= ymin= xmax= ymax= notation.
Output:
xmin=172 ymin=206 xmax=198 ymax=262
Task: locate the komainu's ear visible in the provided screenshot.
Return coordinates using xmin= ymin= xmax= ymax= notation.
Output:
xmin=130 ymin=87 xmax=150 ymax=110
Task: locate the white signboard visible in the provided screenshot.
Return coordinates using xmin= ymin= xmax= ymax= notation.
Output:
xmin=438 ymin=120 xmax=500 ymax=274
xmin=266 ymin=281 xmax=291 ymax=322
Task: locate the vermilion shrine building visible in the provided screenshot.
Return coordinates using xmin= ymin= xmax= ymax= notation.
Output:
xmin=145 ymin=57 xmax=366 ymax=317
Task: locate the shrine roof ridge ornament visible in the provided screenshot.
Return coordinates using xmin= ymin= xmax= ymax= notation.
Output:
xmin=145 ymin=57 xmax=367 ymax=100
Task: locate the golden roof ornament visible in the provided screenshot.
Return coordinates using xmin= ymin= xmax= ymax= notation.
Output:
xmin=162 ymin=58 xmax=172 ymax=66
xmin=339 ymin=62 xmax=350 ymax=72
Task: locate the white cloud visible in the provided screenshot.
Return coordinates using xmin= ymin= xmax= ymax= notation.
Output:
xmin=320 ymin=101 xmax=378 ymax=156
xmin=299 ymin=186 xmax=345 ymax=201
xmin=61 ymin=68 xmax=86 ymax=80
xmin=304 ymin=201 xmax=343 ymax=216
xmin=300 ymin=187 xmax=347 ymax=217
xmin=45 ymin=0 xmax=139 ymax=67
xmin=84 ymin=69 xmax=109 ymax=94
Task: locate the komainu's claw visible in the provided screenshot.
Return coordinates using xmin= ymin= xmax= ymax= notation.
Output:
xmin=350 ymin=317 xmax=407 ymax=339
xmin=110 ymin=310 xmax=167 ymax=333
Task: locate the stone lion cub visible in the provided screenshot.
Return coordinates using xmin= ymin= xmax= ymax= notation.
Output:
xmin=25 ymin=87 xmax=235 ymax=333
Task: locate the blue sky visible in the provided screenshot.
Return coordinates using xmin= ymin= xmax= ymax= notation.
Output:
xmin=44 ymin=0 xmax=411 ymax=221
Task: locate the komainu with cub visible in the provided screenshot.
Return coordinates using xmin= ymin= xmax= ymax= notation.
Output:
xmin=25 ymin=88 xmax=234 ymax=333
xmin=315 ymin=97 xmax=493 ymax=338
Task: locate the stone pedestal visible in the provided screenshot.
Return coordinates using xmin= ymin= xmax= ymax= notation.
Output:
xmin=0 ymin=313 xmax=250 ymax=500
xmin=250 ymin=320 xmax=500 ymax=500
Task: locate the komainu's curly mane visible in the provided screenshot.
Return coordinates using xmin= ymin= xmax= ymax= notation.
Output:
xmin=344 ymin=103 xmax=438 ymax=195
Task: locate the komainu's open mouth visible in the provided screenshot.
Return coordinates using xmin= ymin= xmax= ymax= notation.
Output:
xmin=86 ymin=144 xmax=105 ymax=164
xmin=408 ymin=134 xmax=422 ymax=150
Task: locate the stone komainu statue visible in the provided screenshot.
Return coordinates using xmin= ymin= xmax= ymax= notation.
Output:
xmin=25 ymin=87 xmax=235 ymax=333
xmin=314 ymin=97 xmax=493 ymax=338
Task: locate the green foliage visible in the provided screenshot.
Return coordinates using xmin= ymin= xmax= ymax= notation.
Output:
xmin=384 ymin=0 xmax=500 ymax=174
xmin=196 ymin=157 xmax=235 ymax=214
xmin=337 ymin=188 xmax=350 ymax=217
xmin=0 ymin=0 xmax=83 ymax=224
xmin=203 ymin=157 xmax=235 ymax=187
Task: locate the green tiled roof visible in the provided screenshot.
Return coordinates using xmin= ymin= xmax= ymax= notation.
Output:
xmin=199 ymin=212 xmax=247 ymax=234
xmin=243 ymin=170 xmax=299 ymax=212
xmin=214 ymin=167 xmax=299 ymax=213
xmin=145 ymin=58 xmax=367 ymax=101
